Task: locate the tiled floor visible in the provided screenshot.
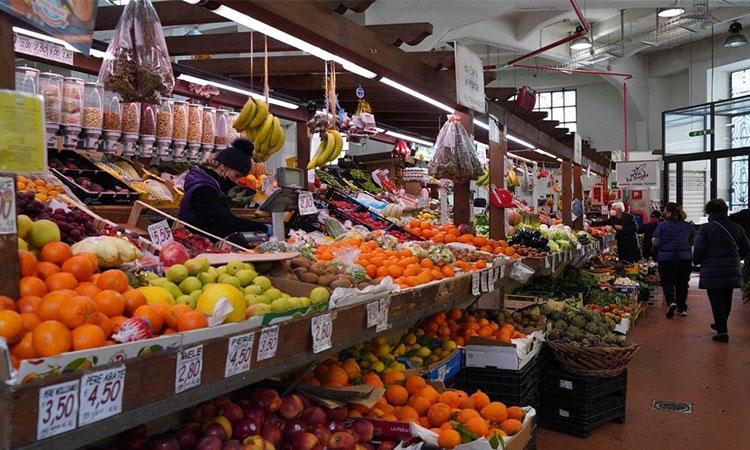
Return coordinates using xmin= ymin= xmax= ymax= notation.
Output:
xmin=537 ymin=278 xmax=750 ymax=449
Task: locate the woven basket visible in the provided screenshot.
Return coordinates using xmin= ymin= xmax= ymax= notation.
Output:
xmin=547 ymin=340 xmax=639 ymax=378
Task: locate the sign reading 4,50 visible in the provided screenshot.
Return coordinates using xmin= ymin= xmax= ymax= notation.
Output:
xmin=175 ymin=345 xmax=203 ymax=393
xmin=225 ymin=332 xmax=255 ymax=378
xmin=79 ymin=366 xmax=126 ymax=426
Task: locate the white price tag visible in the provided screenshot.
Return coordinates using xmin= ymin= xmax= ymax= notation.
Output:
xmin=376 ymin=298 xmax=390 ymax=332
xmin=79 ymin=366 xmax=126 ymax=426
xmin=472 ymin=272 xmax=481 ymax=296
xmin=14 ymin=34 xmax=75 ymax=65
xmin=558 ymin=408 xmax=570 ymax=418
xmin=559 ymin=379 xmax=574 ymax=390
xmin=298 ymin=191 xmax=318 ymax=216
xmin=437 ymin=365 xmax=448 ymax=382
xmin=493 ymin=267 xmax=500 ymax=282
xmin=257 ymin=326 xmax=279 ymax=361
xmin=37 ymin=380 xmax=79 ymax=440
xmin=366 ymin=301 xmax=380 ymax=328
xmin=147 ymin=220 xmax=174 ymax=249
xmin=311 ymin=313 xmax=333 ymax=353
xmin=261 ymin=175 xmax=277 ymax=196
xmin=175 ymin=345 xmax=203 ymax=393
xmin=225 ymin=333 xmax=255 ymax=378
xmin=480 ymin=270 xmax=489 ymax=293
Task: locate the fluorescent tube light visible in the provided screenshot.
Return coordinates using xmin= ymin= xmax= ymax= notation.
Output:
xmin=658 ymin=7 xmax=685 ymax=18
xmin=385 ymin=130 xmax=434 ymax=147
xmin=207 ymin=4 xmax=376 ymax=79
xmin=380 ymin=77 xmax=454 ymax=113
xmin=178 ymin=74 xmax=300 ymax=110
xmin=534 ymin=148 xmax=557 ymax=158
xmin=507 ymin=134 xmax=535 ymax=149
xmin=507 ymin=152 xmax=535 ymax=164
xmin=473 ymin=119 xmax=490 ymax=130
xmin=375 ymin=127 xmax=386 ymax=133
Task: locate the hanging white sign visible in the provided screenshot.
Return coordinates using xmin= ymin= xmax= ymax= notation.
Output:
xmin=615 ymin=160 xmax=659 ymax=187
xmin=454 ymin=43 xmax=486 ymax=113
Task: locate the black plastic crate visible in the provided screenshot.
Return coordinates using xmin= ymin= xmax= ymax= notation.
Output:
xmin=542 ymin=363 xmax=627 ymax=404
xmin=449 ymin=355 xmax=541 ymax=406
xmin=539 ymin=392 xmax=626 ymax=438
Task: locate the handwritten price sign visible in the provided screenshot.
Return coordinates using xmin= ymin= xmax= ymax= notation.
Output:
xmin=225 ymin=333 xmax=255 ymax=378
xmin=79 ymin=366 xmax=126 ymax=426
xmin=14 ymin=34 xmax=75 ymax=65
xmin=311 ymin=313 xmax=333 ymax=353
xmin=147 ymin=220 xmax=174 ymax=249
xmin=298 ymin=191 xmax=318 ymax=216
xmin=257 ymin=326 xmax=279 ymax=361
xmin=175 ymin=345 xmax=203 ymax=393
xmin=37 ymin=380 xmax=79 ymax=440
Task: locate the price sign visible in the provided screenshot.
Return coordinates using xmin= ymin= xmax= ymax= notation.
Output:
xmin=298 ymin=191 xmax=318 ymax=216
xmin=257 ymin=326 xmax=279 ymax=361
xmin=366 ymin=301 xmax=380 ymax=328
xmin=480 ymin=270 xmax=489 ymax=293
xmin=376 ymin=298 xmax=390 ymax=332
xmin=225 ymin=333 xmax=255 ymax=378
xmin=175 ymin=345 xmax=203 ymax=393
xmin=261 ymin=175 xmax=277 ymax=196
xmin=37 ymin=379 xmax=79 ymax=440
xmin=472 ymin=272 xmax=481 ymax=296
xmin=492 ymin=267 xmax=500 ymax=283
xmin=147 ymin=220 xmax=174 ymax=249
xmin=437 ymin=365 xmax=448 ymax=382
xmin=79 ymin=366 xmax=126 ymax=426
xmin=14 ymin=34 xmax=75 ymax=65
xmin=311 ymin=313 xmax=333 ymax=353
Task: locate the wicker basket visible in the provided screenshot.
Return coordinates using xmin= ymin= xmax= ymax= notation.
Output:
xmin=546 ymin=340 xmax=639 ymax=378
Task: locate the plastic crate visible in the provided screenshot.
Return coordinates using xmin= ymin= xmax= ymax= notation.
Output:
xmin=448 ymin=355 xmax=541 ymax=407
xmin=539 ymin=392 xmax=626 ymax=438
xmin=542 ymin=364 xmax=627 ymax=404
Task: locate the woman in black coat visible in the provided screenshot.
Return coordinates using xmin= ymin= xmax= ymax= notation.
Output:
xmin=693 ymin=199 xmax=750 ymax=342
xmin=605 ymin=202 xmax=641 ymax=263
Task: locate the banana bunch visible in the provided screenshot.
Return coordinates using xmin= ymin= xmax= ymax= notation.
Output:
xmin=307 ymin=129 xmax=344 ymax=169
xmin=476 ymin=169 xmax=490 ymax=187
xmin=506 ymin=167 xmax=521 ymax=188
xmin=232 ymin=97 xmax=285 ymax=162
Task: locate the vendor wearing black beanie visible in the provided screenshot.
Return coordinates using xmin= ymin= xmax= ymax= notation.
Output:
xmin=178 ymin=138 xmax=268 ymax=238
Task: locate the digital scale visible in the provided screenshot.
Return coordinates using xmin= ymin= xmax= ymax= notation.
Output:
xmin=259 ymin=167 xmax=306 ymax=239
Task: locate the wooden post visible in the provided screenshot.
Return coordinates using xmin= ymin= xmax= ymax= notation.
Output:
xmin=561 ymin=160 xmax=572 ymax=227
xmin=452 ymin=110 xmax=473 ymax=226
xmin=295 ymin=114 xmax=311 ymax=188
xmin=488 ymin=125 xmax=506 ymax=240
xmin=573 ymin=164 xmax=584 ymax=230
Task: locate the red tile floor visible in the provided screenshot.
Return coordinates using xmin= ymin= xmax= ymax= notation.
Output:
xmin=537 ymin=277 xmax=750 ymax=449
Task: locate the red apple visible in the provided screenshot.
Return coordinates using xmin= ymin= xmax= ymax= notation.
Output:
xmin=241 ymin=405 xmax=266 ymax=425
xmin=284 ymin=419 xmax=307 ymax=437
xmin=355 ymin=444 xmax=375 ymax=450
xmin=160 ymin=242 xmax=190 ymax=267
xmin=291 ymin=432 xmax=320 ymax=450
xmin=252 ymin=388 xmax=282 ymax=413
xmin=233 ymin=416 xmax=262 ymax=441
xmin=376 ymin=441 xmax=398 ymax=450
xmin=222 ymin=402 xmax=244 ymax=423
xmin=310 ymin=424 xmax=332 ymax=447
xmin=350 ymin=419 xmax=374 ymax=443
xmin=279 ymin=394 xmax=305 ymax=419
xmin=175 ymin=425 xmax=198 ymax=448
xmin=327 ymin=406 xmax=348 ymax=422
xmin=204 ymin=422 xmax=228 ymax=442
xmin=327 ymin=420 xmax=346 ymax=434
xmin=215 ymin=395 xmax=233 ymax=409
xmin=301 ymin=406 xmax=328 ymax=427
xmin=193 ymin=402 xmax=219 ymax=422
xmin=122 ymin=435 xmax=148 ymax=450
xmin=196 ymin=435 xmax=223 ymax=450
xmin=223 ymin=440 xmax=242 ymax=450
xmin=149 ymin=434 xmax=180 ymax=450
xmin=328 ymin=431 xmax=358 ymax=450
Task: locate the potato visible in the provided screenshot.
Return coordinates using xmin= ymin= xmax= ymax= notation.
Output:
xmin=293 ymin=267 xmax=309 ymax=279
xmin=300 ymin=272 xmax=320 ymax=284
xmin=310 ymin=263 xmax=327 ymax=276
xmin=318 ymin=274 xmax=337 ymax=286
xmin=330 ymin=279 xmax=354 ymax=289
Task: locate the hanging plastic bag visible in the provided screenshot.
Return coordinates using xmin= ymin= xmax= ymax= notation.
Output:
xmin=98 ymin=0 xmax=174 ymax=104
xmin=428 ymin=116 xmax=484 ymax=181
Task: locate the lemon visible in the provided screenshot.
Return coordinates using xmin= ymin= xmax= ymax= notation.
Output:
xmin=443 ymin=340 xmax=457 ymax=352
xmin=417 ymin=346 xmax=432 ymax=358
xmin=428 ymin=354 xmax=441 ymax=363
xmin=394 ymin=343 xmax=406 ymax=356
xmin=372 ymin=361 xmax=385 ymax=372
xmin=375 ymin=344 xmax=391 ymax=358
xmin=403 ymin=333 xmax=417 ymax=345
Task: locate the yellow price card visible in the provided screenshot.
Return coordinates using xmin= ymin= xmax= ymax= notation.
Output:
xmin=0 ymin=90 xmax=46 ymax=174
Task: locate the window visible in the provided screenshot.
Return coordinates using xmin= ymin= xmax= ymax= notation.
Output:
xmin=730 ymin=69 xmax=750 ymax=211
xmin=535 ymin=89 xmax=577 ymax=133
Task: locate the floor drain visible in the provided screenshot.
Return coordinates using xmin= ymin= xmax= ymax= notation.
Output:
xmin=652 ymin=400 xmax=693 ymax=414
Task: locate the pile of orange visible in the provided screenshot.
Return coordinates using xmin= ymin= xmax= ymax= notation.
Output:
xmin=404 ymin=220 xmax=520 ymax=258
xmin=17 ymin=176 xmax=64 ymax=202
xmin=302 ymin=358 xmax=362 ymax=388
xmin=420 ymin=309 xmax=526 ymax=347
xmin=349 ymin=372 xmax=526 ymax=448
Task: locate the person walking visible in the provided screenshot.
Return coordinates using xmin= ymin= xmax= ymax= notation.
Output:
xmin=693 ymin=199 xmax=750 ymax=343
xmin=652 ymin=203 xmax=694 ymax=318
xmin=641 ymin=209 xmax=663 ymax=259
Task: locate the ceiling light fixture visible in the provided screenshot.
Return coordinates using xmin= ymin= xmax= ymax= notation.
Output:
xmin=724 ymin=21 xmax=748 ymax=48
xmin=507 ymin=134 xmax=535 ymax=149
xmin=385 ymin=130 xmax=434 ymax=147
xmin=177 ymin=74 xmax=300 ymax=109
xmin=657 ymin=7 xmax=685 ymax=18
xmin=507 ymin=152 xmax=535 ymax=164
xmin=534 ymin=148 xmax=557 ymax=159
xmin=380 ymin=77 xmax=454 ymax=113
xmin=473 ymin=119 xmax=490 ymax=130
xmin=570 ymin=26 xmax=592 ymax=50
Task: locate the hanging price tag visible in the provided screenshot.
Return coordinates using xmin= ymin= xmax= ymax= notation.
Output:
xmin=472 ymin=272 xmax=481 ymax=296
xmin=175 ymin=345 xmax=203 ymax=393
xmin=147 ymin=220 xmax=174 ymax=249
xmin=257 ymin=326 xmax=279 ymax=361
xmin=225 ymin=333 xmax=255 ymax=378
xmin=376 ymin=297 xmax=390 ymax=332
xmin=37 ymin=379 xmax=79 ymax=440
xmin=79 ymin=366 xmax=126 ymax=426
xmin=298 ymin=191 xmax=318 ymax=215
xmin=311 ymin=313 xmax=333 ymax=353
xmin=366 ymin=301 xmax=380 ymax=328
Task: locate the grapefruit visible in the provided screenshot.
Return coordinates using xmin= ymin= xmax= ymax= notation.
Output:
xmin=197 ymin=284 xmax=246 ymax=323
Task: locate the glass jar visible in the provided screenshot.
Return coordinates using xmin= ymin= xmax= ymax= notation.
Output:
xmin=226 ymin=112 xmax=240 ymax=141
xmin=215 ymin=109 xmax=229 ymax=146
xmin=187 ymin=103 xmax=203 ymax=143
xmin=39 ymin=72 xmax=63 ymax=124
xmin=82 ymin=82 xmax=103 ymax=129
xmin=201 ymin=107 xmax=216 ymax=144
xmin=140 ymin=103 xmax=157 ymax=135
xmin=121 ymin=102 xmax=141 ymax=134
xmin=62 ymin=77 xmax=84 ymax=126
xmin=103 ymin=92 xmax=122 ymax=131
xmin=172 ymin=100 xmax=188 ymax=140
xmin=156 ymin=98 xmax=173 ymax=138
xmin=15 ymin=67 xmax=39 ymax=94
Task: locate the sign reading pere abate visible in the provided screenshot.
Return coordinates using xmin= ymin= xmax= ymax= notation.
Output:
xmin=615 ymin=160 xmax=659 ymax=188
xmin=454 ymin=43 xmax=486 ymax=113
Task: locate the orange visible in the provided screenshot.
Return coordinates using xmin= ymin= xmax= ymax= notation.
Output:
xmin=480 ymin=402 xmax=508 ymax=422
xmin=61 ymin=255 xmax=94 ymax=282
xmin=18 ymin=250 xmax=38 ymax=277
xmin=500 ymin=418 xmax=523 ymax=436
xmin=405 ymin=374 xmax=427 ymax=395
xmin=109 ymin=315 xmax=128 ymax=333
xmin=427 ymin=402 xmax=453 ymax=427
xmin=16 ymin=295 xmax=41 ymax=315
xmin=76 ymin=282 xmax=101 ymax=297
xmin=96 ymin=269 xmax=130 ymax=293
xmin=0 ymin=296 xmax=15 ymax=311
xmin=40 ymin=242 xmax=73 ymax=264
xmin=419 ymin=416 xmax=431 ymax=428
xmin=456 ymin=408 xmax=480 ymax=424
xmin=396 ymin=405 xmax=420 ymax=423
xmin=176 ymin=311 xmax=208 ymax=331
xmin=507 ymin=406 xmax=525 ymax=421
xmin=33 ymin=320 xmax=72 ymax=356
xmin=362 ymin=372 xmax=384 ymax=389
xmin=459 ymin=396 xmax=475 ymax=410
xmin=380 ymin=414 xmax=397 ymax=422
xmin=76 ymin=252 xmax=99 ymax=270
xmin=437 ymin=428 xmax=462 ymax=448
xmin=439 ymin=390 xmax=461 ymax=409
xmin=94 ymin=290 xmax=126 ymax=318
xmin=58 ymin=296 xmax=99 ymax=328
xmin=20 ymin=312 xmax=41 ymax=332
xmin=0 ymin=310 xmax=24 ymax=345
xmin=166 ymin=304 xmax=193 ymax=330
xmin=11 ymin=332 xmax=38 ymax=360
xmin=465 ymin=416 xmax=489 ymax=437
xmin=384 ymin=384 xmax=408 ymax=406
xmin=93 ymin=312 xmax=113 ymax=338
xmin=383 ymin=370 xmax=405 ymax=385
xmin=19 ymin=276 xmax=47 ymax=298
xmin=341 ymin=359 xmax=361 ymax=381
xmin=470 ymin=390 xmax=490 ymax=410
xmin=45 ymin=272 xmax=78 ymax=291
xmin=387 ymin=265 xmax=403 ymax=278
xmin=473 ymin=236 xmax=488 ymax=247
xmin=407 ymin=395 xmax=432 ymax=416
xmin=36 ymin=261 xmax=61 ymax=280
xmin=418 ymin=386 xmax=440 ymax=405
xmin=441 ymin=266 xmax=455 ymax=277
xmin=133 ymin=305 xmax=164 ymax=333
xmin=123 ymin=289 xmax=147 ymax=316
xmin=323 ymin=366 xmax=349 ymax=388
xmin=71 ymin=324 xmax=106 ymax=350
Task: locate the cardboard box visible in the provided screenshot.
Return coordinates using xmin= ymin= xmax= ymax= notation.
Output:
xmin=422 ymin=348 xmax=463 ymax=382
xmin=465 ymin=333 xmax=542 ymax=371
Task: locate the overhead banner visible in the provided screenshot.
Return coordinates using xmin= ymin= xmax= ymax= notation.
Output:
xmin=1 ymin=0 xmax=98 ymax=53
xmin=615 ymin=160 xmax=659 ymax=188
xmin=454 ymin=43 xmax=485 ymax=113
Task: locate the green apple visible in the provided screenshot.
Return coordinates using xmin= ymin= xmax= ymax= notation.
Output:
xmin=144 ymin=271 xmax=159 ymax=281
xmin=162 ymin=282 xmax=183 ymax=300
xmin=18 ymin=238 xmax=28 ymax=250
xmin=166 ymin=264 xmax=189 ymax=284
xmin=18 ymin=215 xmax=32 ymax=239
xmin=245 ymin=294 xmax=265 ymax=306
xmin=184 ymin=259 xmax=203 ymax=276
xmin=235 ymin=269 xmax=256 ymax=286
xmin=176 ymin=294 xmax=196 ymax=309
xmin=244 ymin=284 xmax=264 ymax=296
xmin=198 ymin=271 xmax=217 ymax=285
xmin=197 ymin=257 xmax=210 ymax=272
xmin=288 ymin=297 xmax=303 ymax=309
xmin=218 ymin=274 xmax=241 ymax=289
xmin=281 ymin=293 xmax=290 ymax=299
xmin=189 ymin=290 xmax=202 ymax=302
xmin=255 ymin=294 xmax=271 ymax=304
xmin=309 ymin=287 xmax=330 ymax=305
xmin=243 ymin=262 xmax=256 ymax=272
xmin=225 ymin=260 xmax=245 ymax=276
xmin=271 ymin=297 xmax=291 ymax=313
xmin=253 ymin=276 xmax=272 ymax=291
xmin=264 ymin=288 xmax=282 ymax=301
xmin=149 ymin=277 xmax=168 ymax=287
xmin=215 ymin=265 xmax=227 ymax=275
xmin=179 ymin=276 xmax=202 ymax=294
xmin=299 ymin=297 xmax=312 ymax=308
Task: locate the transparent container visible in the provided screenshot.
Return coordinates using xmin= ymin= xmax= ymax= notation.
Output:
xmin=215 ymin=109 xmax=229 ymax=146
xmin=39 ymin=72 xmax=63 ymax=124
xmin=187 ymin=103 xmax=203 ymax=143
xmin=83 ymin=82 xmax=103 ymax=129
xmin=103 ymin=92 xmax=122 ymax=131
xmin=172 ymin=100 xmax=188 ymax=140
xmin=201 ymin=107 xmax=216 ymax=144
xmin=140 ymin=103 xmax=157 ymax=135
xmin=156 ymin=98 xmax=173 ymax=138
xmin=227 ymin=112 xmax=241 ymax=142
xmin=15 ymin=67 xmax=39 ymax=94
xmin=121 ymin=102 xmax=141 ymax=134
xmin=62 ymin=77 xmax=84 ymax=126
